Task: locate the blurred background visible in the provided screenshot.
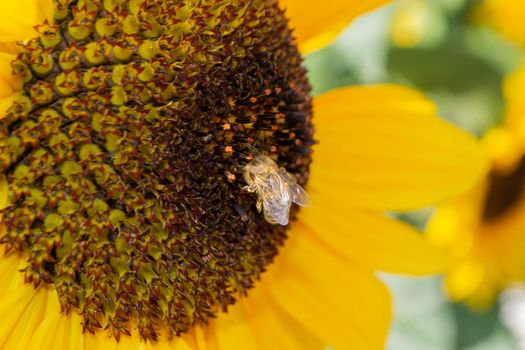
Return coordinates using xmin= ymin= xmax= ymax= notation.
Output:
xmin=302 ymin=0 xmax=524 ymax=349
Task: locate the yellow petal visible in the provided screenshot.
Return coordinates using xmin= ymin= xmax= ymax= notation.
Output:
xmin=0 ymin=256 xmax=28 ymax=294
xmin=193 ymin=325 xmax=218 ymax=350
xmin=112 ymin=327 xmax=191 ymax=350
xmin=473 ymin=0 xmax=525 ymax=47
xmin=390 ymin=0 xmax=428 ymax=48
xmin=85 ymin=322 xmax=193 ymax=350
xmin=212 ymin=303 xmax=259 ymax=350
xmin=0 ymin=253 xmax=22 ymax=297
xmin=299 ymin=194 xmax=445 ymax=274
xmin=240 ymin=287 xmax=324 ymax=350
xmin=7 ymin=287 xmax=83 ymax=350
xmin=0 ymin=52 xmax=21 ymax=118
xmin=84 ymin=331 xmax=118 ymax=350
xmin=0 ymin=253 xmax=194 ymax=350
xmin=0 ymin=275 xmax=191 ymax=350
xmin=503 ymin=63 xmax=525 ymax=147
xmin=0 ymin=0 xmax=55 ymax=42
xmin=0 ymin=285 xmax=37 ymax=345
xmin=0 ymin=92 xmax=20 ymax=119
xmin=27 ymin=313 xmax=78 ymax=350
xmin=263 ymin=225 xmax=391 ymax=350
xmin=312 ymin=85 xmax=488 ymax=211
xmin=2 ymin=286 xmax=47 ymax=349
xmin=27 ymin=315 xmax=63 ymax=350
xmin=279 ymin=0 xmax=390 ymax=53
xmin=0 ymin=52 xmax=21 ymax=94
xmin=0 ymin=42 xmax=23 ymax=55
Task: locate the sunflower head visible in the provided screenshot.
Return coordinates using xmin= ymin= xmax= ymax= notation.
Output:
xmin=0 ymin=0 xmax=314 ymax=340
xmin=428 ymin=64 xmax=525 ymax=306
xmin=472 ymin=0 xmax=525 ymax=47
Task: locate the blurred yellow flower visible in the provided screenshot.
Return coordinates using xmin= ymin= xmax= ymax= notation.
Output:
xmin=428 ymin=63 xmax=525 ymax=306
xmin=474 ymin=0 xmax=525 ymax=47
xmin=391 ymin=0 xmax=429 ymax=48
xmin=0 ymin=0 xmax=486 ymax=349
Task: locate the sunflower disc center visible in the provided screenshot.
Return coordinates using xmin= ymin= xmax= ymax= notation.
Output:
xmin=0 ymin=0 xmax=313 ymax=340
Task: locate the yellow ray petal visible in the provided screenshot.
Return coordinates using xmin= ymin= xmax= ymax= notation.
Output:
xmin=0 ymin=92 xmax=20 ymax=119
xmin=0 ymin=254 xmax=22 ymax=297
xmin=67 ymin=313 xmax=86 ymax=350
xmin=263 ymin=226 xmax=391 ymax=350
xmin=240 ymin=286 xmax=325 ymax=350
xmin=27 ymin=315 xmax=63 ymax=350
xmin=2 ymin=286 xmax=47 ymax=349
xmin=473 ymin=0 xmax=525 ymax=47
xmin=84 ymin=331 xmax=118 ymax=350
xmin=154 ymin=334 xmax=193 ymax=350
xmin=390 ymin=0 xmax=428 ymax=48
xmin=0 ymin=52 xmax=21 ymax=93
xmin=27 ymin=312 xmax=82 ymax=350
xmin=279 ymin=0 xmax=390 ymax=54
xmin=0 ymin=42 xmax=23 ymax=55
xmin=116 ymin=334 xmax=146 ymax=350
xmin=0 ymin=285 xmax=37 ymax=345
xmin=0 ymin=260 xmax=195 ymax=350
xmin=0 ymin=52 xmax=21 ymax=118
xmin=311 ymin=85 xmax=488 ymax=211
xmin=299 ymin=194 xmax=444 ymax=274
xmin=0 ymin=256 xmax=29 ymax=295
xmin=503 ymin=63 xmax=525 ymax=147
xmin=212 ymin=304 xmax=259 ymax=350
xmin=113 ymin=332 xmax=191 ymax=350
xmin=0 ymin=0 xmax=55 ymax=42
xmin=193 ymin=325 xmax=218 ymax=350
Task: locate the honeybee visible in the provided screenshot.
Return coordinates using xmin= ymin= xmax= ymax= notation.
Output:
xmin=243 ymin=155 xmax=311 ymax=225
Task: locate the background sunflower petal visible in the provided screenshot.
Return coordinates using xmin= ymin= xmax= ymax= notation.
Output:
xmin=311 ymin=85 xmax=488 ymax=211
xmin=279 ymin=0 xmax=391 ymax=54
xmin=503 ymin=62 xmax=525 ymax=143
xmin=264 ymin=229 xmax=392 ymax=350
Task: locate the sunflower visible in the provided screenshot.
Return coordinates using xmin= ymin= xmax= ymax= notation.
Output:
xmin=428 ymin=63 xmax=525 ymax=307
xmin=473 ymin=0 xmax=525 ymax=47
xmin=0 ymin=0 xmax=486 ymax=349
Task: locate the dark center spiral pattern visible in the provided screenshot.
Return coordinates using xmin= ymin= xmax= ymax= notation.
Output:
xmin=0 ymin=0 xmax=314 ymax=341
xmin=483 ymin=155 xmax=525 ymax=222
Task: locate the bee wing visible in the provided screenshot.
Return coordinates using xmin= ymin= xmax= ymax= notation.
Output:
xmin=260 ymin=170 xmax=292 ymax=225
xmin=277 ymin=167 xmax=311 ymax=207
xmin=290 ymin=182 xmax=311 ymax=207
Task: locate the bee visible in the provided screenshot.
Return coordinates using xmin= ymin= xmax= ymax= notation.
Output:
xmin=243 ymin=155 xmax=311 ymax=225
